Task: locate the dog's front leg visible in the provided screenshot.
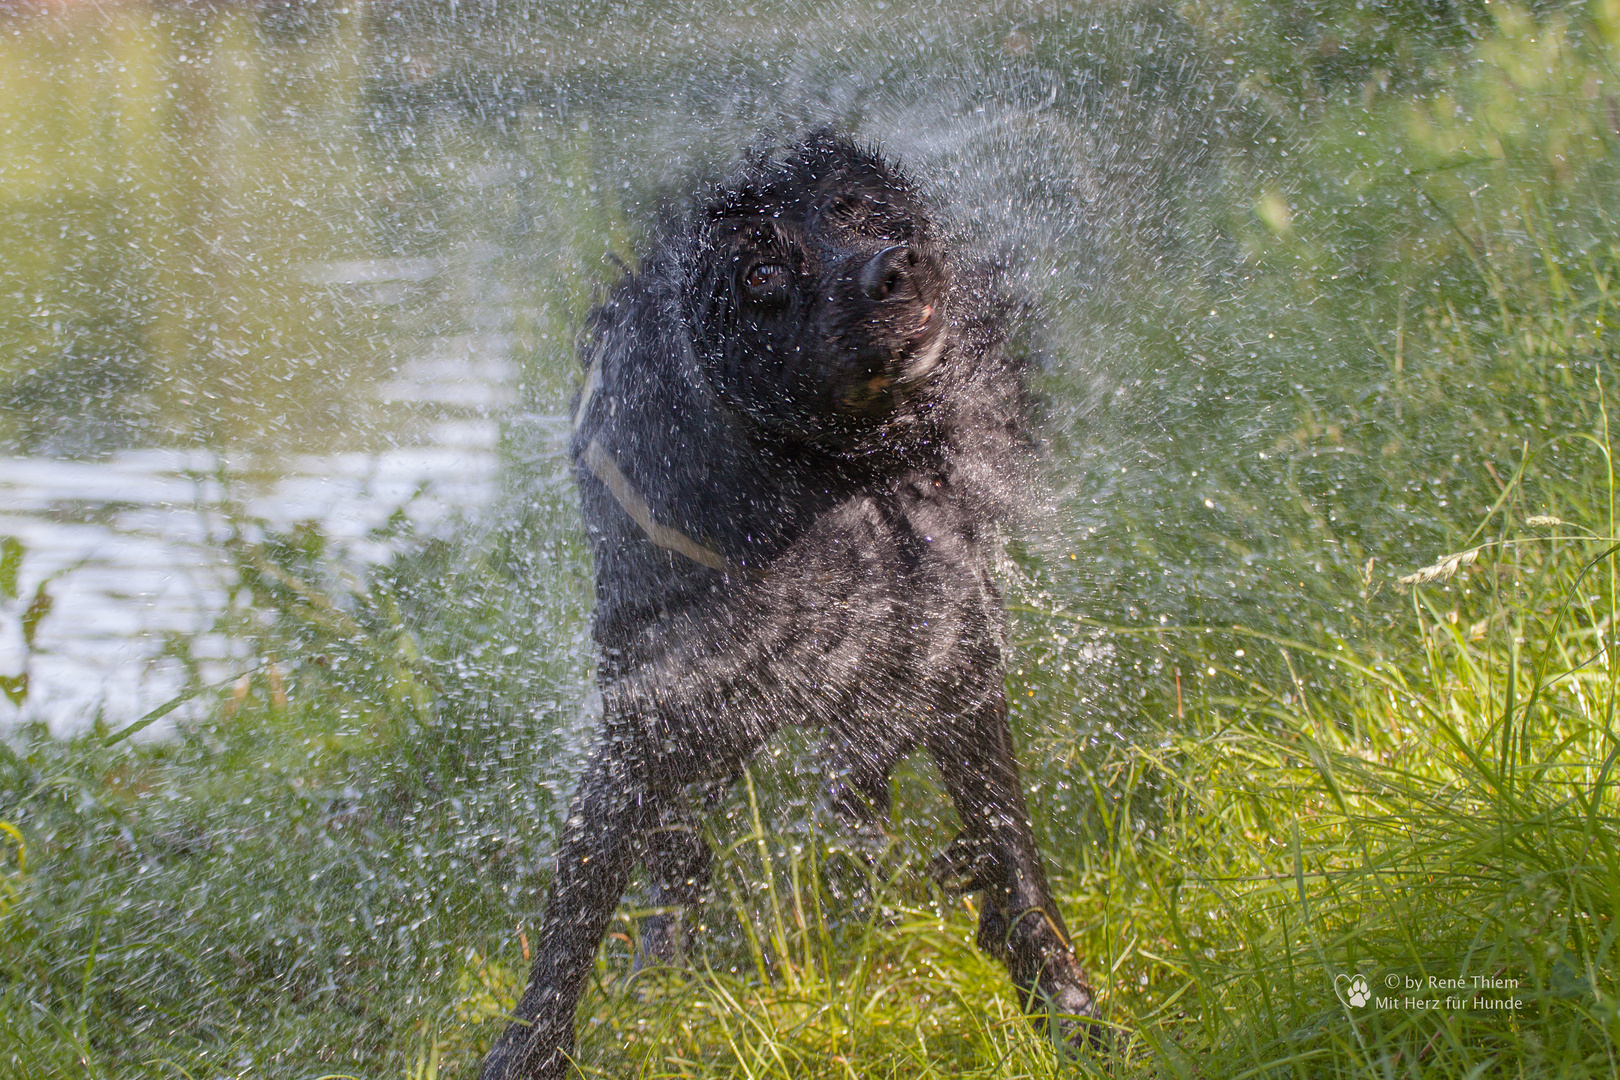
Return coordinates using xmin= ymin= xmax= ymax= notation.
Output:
xmin=480 ymin=748 xmax=655 ymax=1080
xmin=635 ymin=795 xmax=712 ymax=970
xmin=927 ymin=695 xmax=1097 ymax=1040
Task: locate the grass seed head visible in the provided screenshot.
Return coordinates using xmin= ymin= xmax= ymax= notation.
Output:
xmin=1398 ymin=547 xmax=1479 ymax=585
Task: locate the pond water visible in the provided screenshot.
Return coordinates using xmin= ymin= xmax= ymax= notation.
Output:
xmin=0 ymin=4 xmax=553 ymax=731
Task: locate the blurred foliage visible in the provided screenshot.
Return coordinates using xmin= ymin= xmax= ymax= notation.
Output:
xmin=1019 ymin=0 xmax=1620 ymax=764
xmin=0 ymin=491 xmax=593 ymax=1075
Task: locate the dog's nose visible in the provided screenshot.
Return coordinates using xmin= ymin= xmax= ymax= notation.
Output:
xmin=858 ymin=245 xmax=920 ymax=302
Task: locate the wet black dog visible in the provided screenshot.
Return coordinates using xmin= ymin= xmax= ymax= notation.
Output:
xmin=481 ymin=132 xmax=1094 ymax=1080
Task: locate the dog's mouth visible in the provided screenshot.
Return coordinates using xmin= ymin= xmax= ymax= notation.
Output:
xmin=899 ymin=302 xmax=946 ymax=381
xmin=835 ymin=302 xmax=947 ymax=415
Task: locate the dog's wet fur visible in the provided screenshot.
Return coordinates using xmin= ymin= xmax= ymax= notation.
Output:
xmin=481 ymin=132 xmax=1096 ymax=1079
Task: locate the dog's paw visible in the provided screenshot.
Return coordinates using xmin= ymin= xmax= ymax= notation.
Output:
xmin=1034 ymin=966 xmax=1111 ymax=1054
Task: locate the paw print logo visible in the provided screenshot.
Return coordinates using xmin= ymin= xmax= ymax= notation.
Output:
xmin=1334 ymin=972 xmax=1371 ymax=1008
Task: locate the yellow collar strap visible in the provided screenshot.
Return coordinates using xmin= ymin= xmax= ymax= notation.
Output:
xmin=574 ymin=358 xmax=735 ymax=574
xmin=579 ymin=438 xmax=734 ymax=572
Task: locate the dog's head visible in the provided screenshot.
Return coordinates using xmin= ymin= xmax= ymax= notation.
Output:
xmin=686 ymin=132 xmax=949 ymax=444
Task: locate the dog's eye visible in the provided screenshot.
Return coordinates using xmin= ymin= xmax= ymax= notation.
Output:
xmin=743 ymin=263 xmax=785 ymax=292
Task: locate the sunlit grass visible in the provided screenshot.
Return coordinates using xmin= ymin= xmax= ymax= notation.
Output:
xmin=416 ymin=492 xmax=1617 ymax=1080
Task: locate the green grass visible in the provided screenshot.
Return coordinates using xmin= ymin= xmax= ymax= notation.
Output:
xmin=5 ymin=2 xmax=1620 ymax=1077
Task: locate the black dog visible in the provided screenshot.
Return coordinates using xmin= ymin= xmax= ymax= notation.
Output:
xmin=481 ymin=132 xmax=1094 ymax=1080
